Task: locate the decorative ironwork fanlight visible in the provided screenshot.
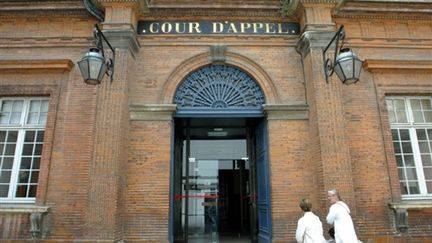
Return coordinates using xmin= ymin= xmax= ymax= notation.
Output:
xmin=174 ymin=65 xmax=265 ymax=115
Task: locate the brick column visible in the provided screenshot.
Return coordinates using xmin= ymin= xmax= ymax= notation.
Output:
xmin=296 ymin=3 xmax=356 ymax=212
xmin=127 ymin=104 xmax=177 ymax=242
xmin=84 ymin=2 xmax=140 ymax=240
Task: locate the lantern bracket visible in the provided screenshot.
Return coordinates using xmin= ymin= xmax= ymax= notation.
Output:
xmin=323 ymin=25 xmax=346 ymax=83
xmin=94 ymin=24 xmax=115 ymax=82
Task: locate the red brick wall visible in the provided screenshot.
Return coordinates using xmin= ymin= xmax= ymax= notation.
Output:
xmin=268 ymin=120 xmax=313 ymax=242
xmin=124 ymin=121 xmax=172 ymax=242
xmin=0 ymin=2 xmax=432 ymax=243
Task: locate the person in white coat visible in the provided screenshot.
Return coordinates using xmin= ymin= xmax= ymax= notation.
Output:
xmin=295 ymin=198 xmax=326 ymax=243
xmin=326 ymin=189 xmax=359 ymax=243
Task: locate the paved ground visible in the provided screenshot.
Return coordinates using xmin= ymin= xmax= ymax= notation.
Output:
xmin=188 ymin=234 xmax=251 ymax=243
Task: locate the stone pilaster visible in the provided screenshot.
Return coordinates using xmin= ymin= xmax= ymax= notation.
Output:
xmin=296 ymin=29 xmax=356 ymax=212
xmin=84 ymin=1 xmax=140 ymax=241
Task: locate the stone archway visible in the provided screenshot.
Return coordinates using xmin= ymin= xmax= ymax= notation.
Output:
xmin=160 ymin=52 xmax=279 ymax=105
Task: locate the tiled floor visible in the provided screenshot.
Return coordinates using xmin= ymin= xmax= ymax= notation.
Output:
xmin=219 ymin=237 xmax=250 ymax=243
xmin=188 ymin=234 xmax=251 ymax=243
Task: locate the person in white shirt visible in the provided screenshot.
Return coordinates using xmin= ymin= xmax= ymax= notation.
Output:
xmin=326 ymin=189 xmax=359 ymax=243
xmin=295 ymin=198 xmax=327 ymax=243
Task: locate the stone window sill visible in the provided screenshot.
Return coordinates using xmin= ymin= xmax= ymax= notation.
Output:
xmin=388 ymin=200 xmax=432 ymax=232
xmin=0 ymin=204 xmax=50 ymax=239
xmin=0 ymin=204 xmax=49 ymax=214
xmin=388 ymin=200 xmax=432 ymax=210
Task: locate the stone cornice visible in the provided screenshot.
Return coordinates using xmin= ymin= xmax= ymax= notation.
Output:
xmin=335 ymin=13 xmax=432 ymax=21
xmin=0 ymin=1 xmax=84 ymax=11
xmin=0 ymin=1 xmax=88 ymax=19
xmin=130 ymin=104 xmax=177 ymax=121
xmin=364 ymin=59 xmax=432 ymax=71
xmin=145 ymin=0 xmax=281 ymax=8
xmin=335 ymin=1 xmax=432 ymax=20
xmin=141 ymin=9 xmax=285 ymax=18
xmin=0 ymin=59 xmax=75 ymax=72
xmin=138 ymin=0 xmax=285 ymax=18
xmin=0 ymin=35 xmax=299 ymax=49
xmin=2 ymin=0 xmax=431 ymax=20
xmin=347 ymin=38 xmax=432 ymax=50
xmin=0 ymin=37 xmax=91 ymax=48
xmin=263 ymin=103 xmax=309 ymax=120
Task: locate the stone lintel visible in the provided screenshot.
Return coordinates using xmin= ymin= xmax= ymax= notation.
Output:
xmin=364 ymin=59 xmax=432 ymax=71
xmin=130 ymin=104 xmax=177 ymax=121
xmin=263 ymin=103 xmax=308 ymax=120
xmin=0 ymin=59 xmax=74 ymax=72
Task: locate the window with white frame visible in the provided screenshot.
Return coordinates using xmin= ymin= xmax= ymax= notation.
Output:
xmin=387 ymin=96 xmax=432 ymax=198
xmin=0 ymin=97 xmax=48 ymax=203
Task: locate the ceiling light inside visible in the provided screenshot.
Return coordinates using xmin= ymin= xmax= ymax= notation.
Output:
xmin=207 ymin=131 xmax=228 ymax=137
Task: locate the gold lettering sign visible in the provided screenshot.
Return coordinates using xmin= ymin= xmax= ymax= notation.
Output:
xmin=138 ymin=21 xmax=299 ymax=35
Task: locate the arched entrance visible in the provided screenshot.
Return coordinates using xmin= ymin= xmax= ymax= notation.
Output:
xmin=171 ymin=65 xmax=272 ymax=243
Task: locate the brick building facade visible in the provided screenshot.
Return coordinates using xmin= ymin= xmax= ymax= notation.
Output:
xmin=0 ymin=0 xmax=432 ymax=242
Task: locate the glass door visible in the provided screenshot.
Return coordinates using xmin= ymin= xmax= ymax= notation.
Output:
xmin=172 ymin=118 xmax=264 ymax=243
xmin=185 ymin=158 xmax=219 ymax=243
xmin=174 ymin=138 xmax=249 ymax=243
xmin=184 ymin=158 xmax=252 ymax=243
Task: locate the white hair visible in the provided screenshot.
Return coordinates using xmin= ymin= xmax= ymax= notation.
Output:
xmin=327 ymin=188 xmax=338 ymax=195
xmin=327 ymin=188 xmax=341 ymax=200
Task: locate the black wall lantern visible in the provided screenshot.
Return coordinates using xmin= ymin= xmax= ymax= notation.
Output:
xmin=323 ymin=25 xmax=363 ymax=84
xmin=78 ymin=25 xmax=115 ymax=85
